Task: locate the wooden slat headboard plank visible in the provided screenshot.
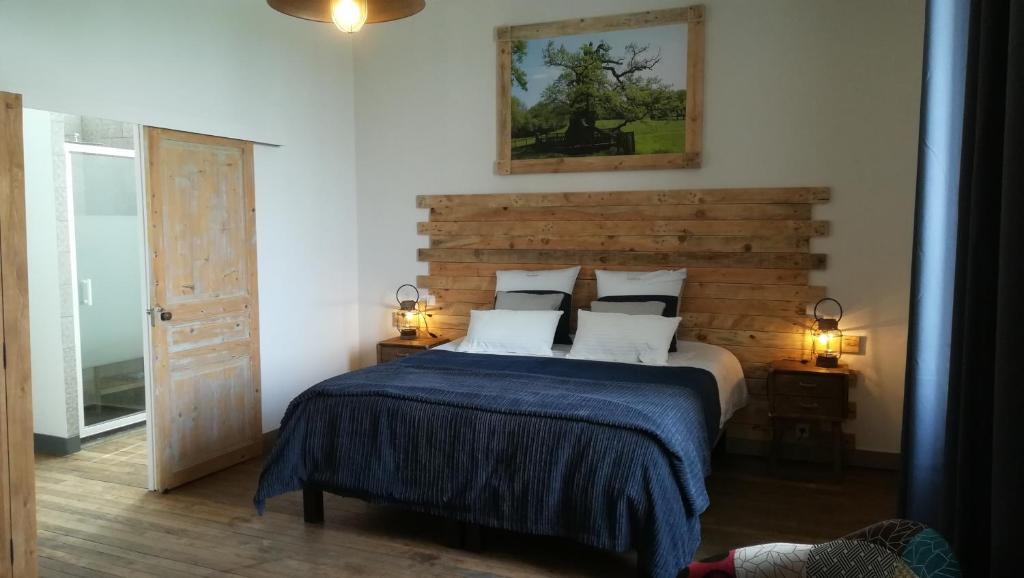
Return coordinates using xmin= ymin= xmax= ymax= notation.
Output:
xmin=416 ymin=187 xmax=830 ymax=208
xmin=429 ymin=263 xmax=811 ymax=285
xmin=419 ymin=249 xmax=827 ymax=269
xmin=428 ymin=204 xmax=815 ymax=222
xmin=417 ymin=187 xmax=834 ymax=443
xmin=419 ymin=220 xmax=830 ymax=237
xmin=429 ymin=235 xmax=812 ymax=253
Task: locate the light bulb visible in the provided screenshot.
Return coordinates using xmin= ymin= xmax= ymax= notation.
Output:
xmin=332 ymin=0 xmax=368 ymax=33
xmin=817 ymin=333 xmax=830 ymax=346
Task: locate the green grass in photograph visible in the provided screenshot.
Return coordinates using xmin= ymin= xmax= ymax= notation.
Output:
xmin=511 ymin=119 xmax=685 ymax=159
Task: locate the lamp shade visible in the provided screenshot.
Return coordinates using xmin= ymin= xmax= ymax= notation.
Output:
xmin=811 ymin=298 xmax=843 ymax=368
xmin=267 ymin=0 xmax=425 ymax=24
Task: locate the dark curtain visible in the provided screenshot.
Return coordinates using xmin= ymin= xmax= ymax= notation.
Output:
xmin=902 ymin=0 xmax=1023 ymax=576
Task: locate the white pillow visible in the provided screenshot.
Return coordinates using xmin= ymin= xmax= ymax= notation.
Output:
xmin=495 ymin=266 xmax=581 ymax=293
xmin=595 ymin=269 xmax=687 ymax=298
xmin=456 ymin=309 xmax=563 ymax=356
xmin=567 ymin=309 xmax=681 ymax=365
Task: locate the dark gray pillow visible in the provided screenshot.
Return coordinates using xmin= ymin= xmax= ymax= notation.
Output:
xmin=495 ymin=291 xmax=564 ymax=311
xmin=590 ymin=300 xmax=667 ymax=316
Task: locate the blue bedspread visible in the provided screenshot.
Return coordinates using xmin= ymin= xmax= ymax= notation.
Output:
xmin=254 ymin=350 xmax=720 ymax=578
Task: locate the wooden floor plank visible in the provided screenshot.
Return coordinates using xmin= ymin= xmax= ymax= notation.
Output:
xmin=35 ymin=428 xmax=897 ymax=577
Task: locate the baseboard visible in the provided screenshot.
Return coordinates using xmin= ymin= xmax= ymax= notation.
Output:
xmin=34 ymin=433 xmax=81 ymax=456
xmin=263 ymin=428 xmax=279 ymax=455
xmin=727 ymin=437 xmax=901 ymax=470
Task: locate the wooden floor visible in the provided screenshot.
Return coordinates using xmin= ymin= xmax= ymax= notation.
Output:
xmin=34 ymin=429 xmax=897 ymax=577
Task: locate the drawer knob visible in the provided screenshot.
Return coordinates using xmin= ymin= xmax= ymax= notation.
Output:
xmin=799 ymin=401 xmax=820 ymax=409
xmin=799 ymin=382 xmax=818 ymax=388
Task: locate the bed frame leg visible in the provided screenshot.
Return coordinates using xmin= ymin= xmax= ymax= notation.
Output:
xmin=463 ymin=522 xmax=484 ymax=551
xmin=443 ymin=520 xmax=484 ymax=551
xmin=303 ymin=486 xmax=324 ymax=524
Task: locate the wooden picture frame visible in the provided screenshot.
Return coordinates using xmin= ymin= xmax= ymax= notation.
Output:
xmin=495 ymin=5 xmax=705 ymax=175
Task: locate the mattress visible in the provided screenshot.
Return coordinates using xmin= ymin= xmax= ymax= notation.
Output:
xmin=435 ymin=337 xmax=749 ymax=428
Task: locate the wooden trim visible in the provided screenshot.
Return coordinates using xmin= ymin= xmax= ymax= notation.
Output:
xmin=419 ymin=220 xmax=830 ymax=237
xmin=505 ymin=7 xmax=693 ymax=41
xmin=495 ymin=5 xmax=706 ymax=174
xmin=428 ymin=263 xmax=811 ymax=285
xmin=428 ymin=203 xmax=815 ymax=223
xmin=495 ymin=31 xmax=512 ymax=176
xmin=0 ymin=90 xmax=37 ymax=577
xmin=418 ymin=248 xmax=827 ymax=269
xmin=685 ymin=10 xmax=705 ymax=159
xmin=418 ymin=188 xmax=830 ymax=208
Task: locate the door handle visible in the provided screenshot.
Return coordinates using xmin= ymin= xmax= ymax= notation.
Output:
xmin=147 ymin=306 xmax=171 ymax=326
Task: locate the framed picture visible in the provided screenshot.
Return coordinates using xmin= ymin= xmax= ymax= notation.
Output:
xmin=495 ymin=5 xmax=705 ymax=175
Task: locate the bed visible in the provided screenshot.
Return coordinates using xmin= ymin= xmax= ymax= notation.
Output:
xmin=254 ymin=339 xmax=746 ymax=578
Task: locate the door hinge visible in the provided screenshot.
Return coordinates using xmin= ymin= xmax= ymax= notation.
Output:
xmin=9 ymin=538 xmax=13 ymax=564
xmin=2 ymin=342 xmax=6 ymax=369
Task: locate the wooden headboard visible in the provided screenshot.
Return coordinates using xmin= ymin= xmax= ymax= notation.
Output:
xmin=416 ymin=187 xmax=831 ymax=444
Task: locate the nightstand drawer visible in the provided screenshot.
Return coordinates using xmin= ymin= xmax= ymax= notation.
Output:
xmin=771 ymin=394 xmax=844 ymax=420
xmin=378 ymin=346 xmax=422 ymax=363
xmin=770 ymin=373 xmax=845 ymax=398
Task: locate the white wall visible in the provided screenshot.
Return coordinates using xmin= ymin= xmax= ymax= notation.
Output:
xmin=1 ymin=0 xmax=362 ymax=432
xmin=23 ymin=109 xmax=69 ymax=439
xmin=353 ymin=0 xmax=924 ymax=454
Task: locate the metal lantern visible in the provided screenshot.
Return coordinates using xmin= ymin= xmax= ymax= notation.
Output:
xmin=812 ymin=298 xmax=843 ymax=368
xmin=393 ymin=284 xmax=420 ymax=339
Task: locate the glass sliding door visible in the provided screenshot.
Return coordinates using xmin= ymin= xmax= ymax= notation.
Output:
xmin=66 ymin=143 xmax=147 ymax=435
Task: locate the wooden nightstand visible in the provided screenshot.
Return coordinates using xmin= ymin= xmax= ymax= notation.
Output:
xmin=376 ymin=335 xmax=451 ymax=364
xmin=767 ymin=359 xmax=853 ymax=474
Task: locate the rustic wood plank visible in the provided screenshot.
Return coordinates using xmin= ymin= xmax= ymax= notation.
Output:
xmin=428 ymin=203 xmax=814 ymax=222
xmin=419 ymin=220 xmax=830 ymax=237
xmin=429 ymin=234 xmax=810 ymax=253
xmin=418 ymin=188 xmax=830 ymax=209
xmin=430 ymin=295 xmax=810 ymax=317
xmin=679 ymin=313 xmax=811 ymax=334
xmin=506 ymin=6 xmax=691 ymax=40
xmin=685 ymin=7 xmax=705 ymax=160
xmin=678 ymin=328 xmax=808 ymax=350
xmin=419 ymin=276 xmax=825 ymax=303
xmin=428 ymin=263 xmax=810 ymax=285
xmin=418 ymin=249 xmax=827 ymax=269
xmin=495 ymin=34 xmax=512 ymax=176
xmin=0 ymin=90 xmax=37 ymax=578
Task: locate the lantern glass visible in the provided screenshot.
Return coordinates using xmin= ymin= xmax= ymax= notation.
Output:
xmin=812 ymin=320 xmax=842 ymax=367
xmin=393 ymin=307 xmax=420 ymax=339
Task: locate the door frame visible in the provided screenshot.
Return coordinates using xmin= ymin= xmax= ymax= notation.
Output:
xmin=64 ymin=141 xmax=151 ymax=442
xmin=1 ymin=90 xmax=38 ymax=577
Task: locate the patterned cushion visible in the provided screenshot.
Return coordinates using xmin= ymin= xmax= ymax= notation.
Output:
xmin=678 ymin=519 xmax=960 ymax=578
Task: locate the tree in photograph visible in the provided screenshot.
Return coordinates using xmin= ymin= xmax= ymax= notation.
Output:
xmin=511 ymin=40 xmax=528 ymax=91
xmin=540 ymin=40 xmax=678 ymax=149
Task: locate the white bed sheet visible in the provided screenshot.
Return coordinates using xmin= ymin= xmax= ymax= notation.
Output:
xmin=435 ymin=338 xmax=748 ymax=427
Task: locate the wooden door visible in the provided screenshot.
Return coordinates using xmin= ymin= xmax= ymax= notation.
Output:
xmin=0 ymin=91 xmax=37 ymax=577
xmin=145 ymin=128 xmax=262 ymax=491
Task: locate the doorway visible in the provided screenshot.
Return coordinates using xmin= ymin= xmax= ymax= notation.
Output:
xmin=23 ymin=109 xmax=154 ymax=488
xmin=65 ymin=141 xmax=150 ymax=438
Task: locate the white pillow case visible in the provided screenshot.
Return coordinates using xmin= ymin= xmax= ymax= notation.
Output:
xmin=567 ymin=309 xmax=681 ymax=365
xmin=457 ymin=309 xmax=563 ymax=356
xmin=495 ymin=291 xmax=563 ymax=311
xmin=595 ymin=269 xmax=687 ymax=298
xmin=495 ymin=266 xmax=581 ymax=293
